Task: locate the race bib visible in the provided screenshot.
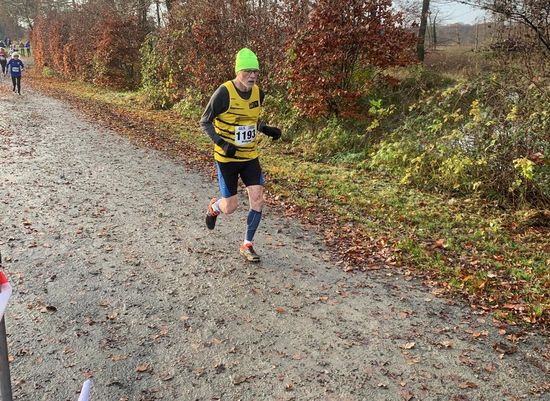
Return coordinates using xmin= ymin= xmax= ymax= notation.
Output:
xmin=235 ymin=125 xmax=256 ymax=146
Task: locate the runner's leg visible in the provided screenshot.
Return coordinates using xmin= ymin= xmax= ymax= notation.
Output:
xmin=239 ymin=159 xmax=265 ymax=261
xmin=206 ymin=161 xmax=239 ymax=230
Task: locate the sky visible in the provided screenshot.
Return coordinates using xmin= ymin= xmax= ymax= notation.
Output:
xmin=435 ymin=1 xmax=488 ymax=25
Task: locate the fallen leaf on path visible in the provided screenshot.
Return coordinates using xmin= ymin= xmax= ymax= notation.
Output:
xmin=232 ymin=375 xmax=253 ymax=385
xmin=404 ymin=355 xmax=420 ymax=364
xmin=459 ymin=354 xmax=476 ymax=367
xmin=207 ymin=338 xmax=223 ymax=346
xmin=136 ymin=364 xmax=151 ymax=373
xmin=214 ymin=363 xmax=226 ymax=374
xmin=400 ymin=342 xmax=416 ymax=349
xmin=275 ymin=307 xmax=286 ymax=314
xmin=484 ymin=363 xmax=497 ymax=373
xmin=39 ymin=305 xmax=57 ymax=313
xmin=459 ymin=381 xmax=478 ymax=389
xmin=159 ymin=371 xmax=174 ymax=381
xmin=503 ymin=303 xmax=526 ymax=311
xmin=493 ymin=341 xmax=517 ymax=355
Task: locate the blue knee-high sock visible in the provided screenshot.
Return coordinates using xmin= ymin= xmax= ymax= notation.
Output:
xmin=245 ymin=209 xmax=262 ymax=243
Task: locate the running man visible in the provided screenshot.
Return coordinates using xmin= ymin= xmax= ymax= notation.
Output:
xmin=200 ymin=48 xmax=282 ymax=262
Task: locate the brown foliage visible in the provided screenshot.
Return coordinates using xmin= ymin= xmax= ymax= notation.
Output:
xmin=32 ymin=4 xmax=149 ymax=89
xmin=287 ymin=0 xmax=417 ymax=118
xmin=93 ymin=14 xmax=148 ymax=88
xmin=32 ymin=0 xmax=416 ymax=112
xmin=155 ymin=0 xmax=287 ymax=98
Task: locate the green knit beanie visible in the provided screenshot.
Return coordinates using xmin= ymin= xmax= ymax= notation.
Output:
xmin=235 ymin=48 xmax=259 ymax=74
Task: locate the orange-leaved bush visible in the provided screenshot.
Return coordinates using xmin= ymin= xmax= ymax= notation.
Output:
xmin=287 ymin=0 xmax=417 ymax=119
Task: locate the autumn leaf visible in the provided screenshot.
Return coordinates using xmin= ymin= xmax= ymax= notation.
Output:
xmin=39 ymin=305 xmax=57 ymax=313
xmin=400 ymin=389 xmax=414 ymax=400
xmin=160 ymin=371 xmax=174 ymax=381
xmin=232 ymin=375 xmax=253 ymax=385
xmin=135 ymin=364 xmax=151 ymax=373
xmin=493 ymin=342 xmax=518 ymax=355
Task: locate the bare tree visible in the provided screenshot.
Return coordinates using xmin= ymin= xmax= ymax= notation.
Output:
xmin=417 ymin=0 xmax=431 ymax=60
xmin=1 ymin=0 xmax=74 ymax=30
xmin=460 ymin=0 xmax=550 ymax=53
xmin=428 ymin=8 xmax=440 ymax=50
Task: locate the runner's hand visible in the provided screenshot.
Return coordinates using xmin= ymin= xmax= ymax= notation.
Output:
xmin=262 ymin=126 xmax=281 ymax=140
xmin=220 ymin=141 xmax=237 ymax=157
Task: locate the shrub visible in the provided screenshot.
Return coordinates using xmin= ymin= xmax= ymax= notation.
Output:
xmin=369 ymin=71 xmax=550 ymax=206
xmin=139 ymin=34 xmax=173 ymax=109
xmin=32 ymin=4 xmax=149 ymax=89
xmin=287 ymin=0 xmax=416 ymax=119
xmin=92 ymin=14 xmax=148 ymax=89
xmin=42 ymin=66 xmax=57 ymax=78
xmin=172 ymin=88 xmax=205 ymax=119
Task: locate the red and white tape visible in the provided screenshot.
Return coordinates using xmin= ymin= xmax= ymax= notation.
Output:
xmin=0 ymin=272 xmax=12 ymax=319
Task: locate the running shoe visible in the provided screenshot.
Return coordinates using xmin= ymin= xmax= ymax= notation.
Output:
xmin=239 ymin=243 xmax=261 ymax=262
xmin=205 ymin=197 xmax=219 ymax=230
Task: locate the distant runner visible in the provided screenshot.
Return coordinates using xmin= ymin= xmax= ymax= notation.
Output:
xmin=6 ymin=52 xmax=24 ymax=95
xmin=0 ymin=48 xmax=7 ymax=75
xmin=200 ymin=48 xmax=282 ymax=262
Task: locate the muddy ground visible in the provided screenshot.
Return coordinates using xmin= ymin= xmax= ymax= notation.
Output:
xmin=0 ymin=80 xmax=548 ymax=401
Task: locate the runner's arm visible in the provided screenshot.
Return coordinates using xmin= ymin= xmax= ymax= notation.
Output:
xmin=199 ymin=86 xmax=230 ymax=146
xmin=256 ymin=90 xmax=281 ymax=139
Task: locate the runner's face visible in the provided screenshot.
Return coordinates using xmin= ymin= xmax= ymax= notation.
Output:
xmin=236 ymin=69 xmax=259 ymax=91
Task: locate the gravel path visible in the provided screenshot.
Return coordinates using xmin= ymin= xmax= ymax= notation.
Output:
xmin=0 ymin=85 xmax=548 ymax=401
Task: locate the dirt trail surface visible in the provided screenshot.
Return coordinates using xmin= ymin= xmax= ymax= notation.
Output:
xmin=0 ymin=85 xmax=548 ymax=401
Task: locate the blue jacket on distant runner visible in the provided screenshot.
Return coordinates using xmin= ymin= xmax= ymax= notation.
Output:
xmin=6 ymin=58 xmax=24 ymax=77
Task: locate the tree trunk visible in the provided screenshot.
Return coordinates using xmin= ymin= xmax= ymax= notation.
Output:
xmin=137 ymin=0 xmax=149 ymax=27
xmin=417 ymin=0 xmax=430 ymax=61
xmin=156 ymin=0 xmax=161 ymax=26
xmin=432 ymin=14 xmax=437 ymax=51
